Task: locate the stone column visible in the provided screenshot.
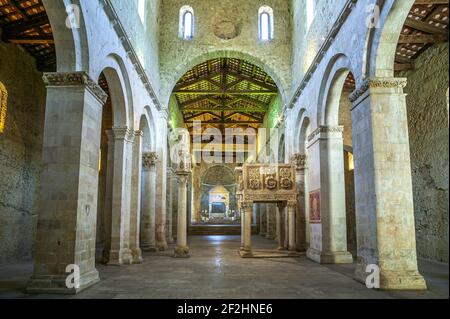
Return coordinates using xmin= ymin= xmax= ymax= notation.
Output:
xmin=277 ymin=203 xmax=288 ymax=250
xmin=240 ymin=208 xmax=245 ymax=249
xmin=155 ymin=114 xmax=168 ymax=251
xmin=266 ymin=204 xmax=276 ymax=239
xmin=240 ymin=201 xmax=253 ymax=257
xmin=350 ymin=77 xmax=426 ymax=290
xmin=262 ymin=204 xmax=272 ymax=239
xmin=191 ymin=165 xmax=202 ymax=223
xmin=107 ymin=127 xmax=134 ymax=265
xmin=259 ymin=204 xmax=267 ymax=237
xmin=306 ymin=126 xmax=353 ymax=264
xmin=102 ymin=130 xmax=115 ymax=263
xmin=129 ymin=130 xmax=143 ymax=263
xmin=27 ymin=72 xmax=107 ymax=294
xmin=291 ymin=154 xmax=308 ymax=252
xmin=141 ymin=152 xmax=158 ymax=251
xmin=171 ymin=172 xmax=179 ymax=240
xmin=166 ymin=168 xmax=174 ymax=244
xmin=287 ymin=201 xmax=297 ymax=252
xmin=174 ymin=173 xmax=190 ymax=258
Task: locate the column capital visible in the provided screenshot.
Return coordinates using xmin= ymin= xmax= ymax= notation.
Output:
xmin=175 ymin=149 xmax=191 ymax=175
xmin=112 ymin=127 xmax=135 ymax=142
xmin=290 ymin=153 xmax=307 ymax=170
xmin=287 ymin=201 xmax=297 ymax=209
xmin=242 ymin=201 xmax=253 ymax=210
xmin=134 ymin=130 xmax=144 ymax=138
xmin=308 ymin=125 xmax=344 ymax=143
xmin=142 ymin=152 xmax=158 ymax=171
xmin=349 ymin=77 xmax=408 ymax=103
xmin=176 ymin=174 xmax=189 ymax=185
xmin=43 ymin=71 xmax=108 ymax=105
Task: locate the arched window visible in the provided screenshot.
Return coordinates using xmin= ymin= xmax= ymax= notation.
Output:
xmin=259 ymin=6 xmax=274 ymax=41
xmin=306 ymin=0 xmax=315 ymax=30
xmin=179 ymin=6 xmax=194 ymax=40
xmin=0 ymin=82 xmax=8 ymax=134
xmin=138 ymin=0 xmax=146 ymax=25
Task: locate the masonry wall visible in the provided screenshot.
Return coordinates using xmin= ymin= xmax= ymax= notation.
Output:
xmin=397 ymin=43 xmax=449 ymax=263
xmin=0 ymin=41 xmax=46 ymax=264
xmin=290 ymin=0 xmax=348 ymax=95
xmin=110 ymin=0 xmax=161 ymax=93
xmin=159 ymin=0 xmax=292 ymax=105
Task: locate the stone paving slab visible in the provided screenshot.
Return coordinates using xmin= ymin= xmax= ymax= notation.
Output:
xmin=0 ymin=236 xmax=448 ymax=299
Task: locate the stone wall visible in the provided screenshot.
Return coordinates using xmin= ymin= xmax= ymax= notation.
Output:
xmin=0 ymin=41 xmax=46 ymax=264
xmin=397 ymin=43 xmax=449 ymax=263
xmin=110 ymin=0 xmax=161 ymax=93
xmin=290 ymin=0 xmax=348 ymax=94
xmin=159 ymin=0 xmax=292 ymax=105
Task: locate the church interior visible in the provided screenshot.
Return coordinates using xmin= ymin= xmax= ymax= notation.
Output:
xmin=0 ymin=0 xmax=448 ymax=299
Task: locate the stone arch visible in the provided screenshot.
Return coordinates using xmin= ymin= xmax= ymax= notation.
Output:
xmin=366 ymin=0 xmax=416 ymax=78
xmin=201 ymin=164 xmax=236 ymax=186
xmin=293 ymin=108 xmax=312 ymax=154
xmin=298 ymin=114 xmax=311 ymax=155
xmin=317 ymin=54 xmax=355 ymax=127
xmin=139 ymin=106 xmax=156 ymax=152
xmin=97 ymin=54 xmax=133 ymax=129
xmin=278 ymin=133 xmax=286 ymax=163
xmin=164 ymin=49 xmax=288 ymax=105
xmin=42 ymin=0 xmax=90 ymax=72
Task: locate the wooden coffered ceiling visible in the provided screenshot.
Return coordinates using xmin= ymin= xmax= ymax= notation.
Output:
xmin=172 ymin=58 xmax=279 ymax=134
xmin=0 ymin=0 xmax=55 ymax=71
xmin=395 ymin=0 xmax=449 ymax=71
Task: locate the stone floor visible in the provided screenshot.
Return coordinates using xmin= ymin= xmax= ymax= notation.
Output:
xmin=0 ymin=235 xmax=448 ymax=299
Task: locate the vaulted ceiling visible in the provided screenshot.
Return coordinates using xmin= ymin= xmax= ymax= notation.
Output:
xmin=0 ymin=0 xmax=55 ymax=71
xmin=395 ymin=0 xmax=448 ymax=71
xmin=172 ymin=58 xmax=279 ymax=135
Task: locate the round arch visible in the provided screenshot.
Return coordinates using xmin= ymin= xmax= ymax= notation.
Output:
xmin=366 ymin=0 xmax=416 ymax=78
xmin=139 ymin=106 xmax=157 ymax=152
xmin=164 ymin=49 xmax=289 ymax=105
xmin=42 ymin=0 xmax=90 ymax=72
xmin=201 ymin=164 xmax=236 ymax=186
xmin=97 ymin=54 xmax=134 ymax=129
xmin=317 ymin=54 xmax=356 ymax=127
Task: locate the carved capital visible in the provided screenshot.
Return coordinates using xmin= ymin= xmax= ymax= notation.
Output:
xmin=175 ymin=149 xmax=191 ymax=175
xmin=290 ymin=153 xmax=307 ymax=170
xmin=242 ymin=201 xmax=253 ymax=210
xmin=142 ymin=152 xmax=158 ymax=170
xmin=307 ymin=126 xmax=344 ymax=143
xmin=287 ymin=201 xmax=297 ymax=210
xmin=43 ymin=71 xmax=108 ymax=104
xmin=112 ymin=127 xmax=134 ymax=142
xmin=176 ymin=174 xmax=189 ymax=185
xmin=134 ymin=130 xmax=144 ymax=138
xmin=349 ymin=77 xmax=408 ymax=102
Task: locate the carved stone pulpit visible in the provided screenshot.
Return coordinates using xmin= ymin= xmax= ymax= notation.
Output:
xmin=236 ymin=164 xmax=298 ymax=257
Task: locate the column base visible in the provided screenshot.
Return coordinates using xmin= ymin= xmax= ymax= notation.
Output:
xmin=265 ymin=234 xmax=275 ymax=240
xmin=131 ymin=248 xmax=143 ymax=264
xmin=239 ymin=248 xmax=253 ymax=258
xmin=107 ymin=249 xmax=133 ymax=265
xmin=157 ymin=243 xmax=168 ymax=251
xmin=354 ymin=262 xmax=427 ymax=290
xmin=141 ymin=244 xmax=158 ymax=252
xmin=174 ymin=246 xmax=190 ymax=258
xmin=26 ymin=269 xmax=100 ymax=295
xmin=307 ymin=248 xmax=353 ymax=264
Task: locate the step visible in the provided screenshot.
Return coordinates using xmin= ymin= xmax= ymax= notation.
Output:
xmin=188 ymin=225 xmax=258 ymax=236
